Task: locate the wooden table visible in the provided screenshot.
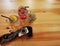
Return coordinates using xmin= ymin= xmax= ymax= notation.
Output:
xmin=0 ymin=0 xmax=60 ymax=46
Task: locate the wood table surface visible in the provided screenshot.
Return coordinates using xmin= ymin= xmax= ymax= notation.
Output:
xmin=0 ymin=0 xmax=60 ymax=46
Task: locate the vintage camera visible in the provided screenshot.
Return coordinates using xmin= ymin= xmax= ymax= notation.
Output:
xmin=0 ymin=26 xmax=32 ymax=44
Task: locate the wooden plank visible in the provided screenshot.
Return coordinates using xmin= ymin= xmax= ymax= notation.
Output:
xmin=0 ymin=0 xmax=60 ymax=46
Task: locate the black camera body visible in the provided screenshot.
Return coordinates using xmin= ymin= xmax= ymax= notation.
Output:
xmin=0 ymin=26 xmax=32 ymax=44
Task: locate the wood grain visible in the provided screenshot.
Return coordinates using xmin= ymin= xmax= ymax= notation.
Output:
xmin=0 ymin=0 xmax=60 ymax=46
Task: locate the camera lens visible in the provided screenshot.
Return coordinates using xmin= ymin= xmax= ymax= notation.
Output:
xmin=21 ymin=29 xmax=26 ymax=34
